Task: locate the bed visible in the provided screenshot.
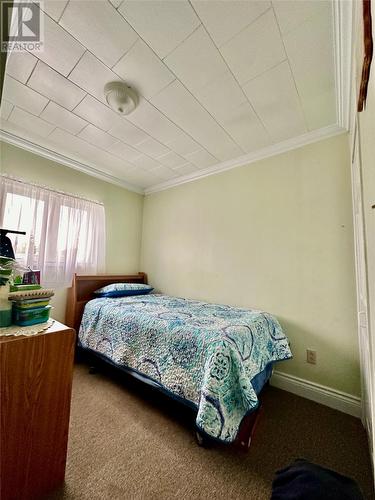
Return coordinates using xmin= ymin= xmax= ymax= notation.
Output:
xmin=66 ymin=274 xmax=292 ymax=449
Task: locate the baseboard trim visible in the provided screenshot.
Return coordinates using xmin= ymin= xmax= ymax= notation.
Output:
xmin=270 ymin=370 xmax=361 ymax=418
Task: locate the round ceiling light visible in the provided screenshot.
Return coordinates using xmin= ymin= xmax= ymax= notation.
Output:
xmin=104 ymin=81 xmax=138 ymax=115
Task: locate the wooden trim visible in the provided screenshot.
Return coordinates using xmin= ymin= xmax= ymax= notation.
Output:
xmin=358 ymin=0 xmax=373 ymax=111
xmin=65 ymin=273 xmax=148 ymax=332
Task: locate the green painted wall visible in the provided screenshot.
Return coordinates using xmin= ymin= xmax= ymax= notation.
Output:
xmin=141 ymin=134 xmax=360 ymax=396
xmin=0 ymin=141 xmax=144 ymax=321
xmin=0 ymin=134 xmax=360 ymax=398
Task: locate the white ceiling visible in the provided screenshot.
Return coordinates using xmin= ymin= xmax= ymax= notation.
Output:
xmin=0 ymin=0 xmax=340 ymax=193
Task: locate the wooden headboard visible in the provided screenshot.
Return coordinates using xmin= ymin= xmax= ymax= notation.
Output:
xmin=65 ymin=273 xmax=148 ymax=332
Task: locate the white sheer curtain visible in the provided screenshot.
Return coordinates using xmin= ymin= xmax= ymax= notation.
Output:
xmin=0 ymin=176 xmax=106 ymax=286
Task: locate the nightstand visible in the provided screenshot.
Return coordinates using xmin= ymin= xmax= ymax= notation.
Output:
xmin=0 ymin=320 xmax=76 ymax=499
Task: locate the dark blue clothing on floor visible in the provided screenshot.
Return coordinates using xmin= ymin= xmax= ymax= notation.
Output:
xmin=271 ymin=459 xmax=364 ymax=500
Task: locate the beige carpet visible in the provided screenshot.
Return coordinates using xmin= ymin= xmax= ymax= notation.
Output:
xmin=51 ymin=363 xmax=374 ymax=499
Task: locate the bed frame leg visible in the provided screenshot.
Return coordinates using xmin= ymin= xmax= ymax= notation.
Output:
xmin=236 ymin=405 xmax=263 ymax=451
xmin=194 ymin=404 xmax=263 ymax=451
xmin=195 ymin=431 xmax=209 ymax=448
xmin=239 ymin=436 xmax=252 ymax=450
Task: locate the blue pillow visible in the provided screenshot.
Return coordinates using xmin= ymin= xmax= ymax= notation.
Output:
xmin=94 ymin=283 xmax=154 ymax=297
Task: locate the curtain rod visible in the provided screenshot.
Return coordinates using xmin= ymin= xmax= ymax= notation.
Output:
xmin=1 ymin=174 xmax=104 ymax=206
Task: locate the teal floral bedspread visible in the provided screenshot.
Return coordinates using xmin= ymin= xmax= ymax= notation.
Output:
xmin=79 ymin=294 xmax=292 ymax=443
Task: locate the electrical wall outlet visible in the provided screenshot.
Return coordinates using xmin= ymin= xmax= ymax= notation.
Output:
xmin=306 ymin=349 xmax=317 ymax=364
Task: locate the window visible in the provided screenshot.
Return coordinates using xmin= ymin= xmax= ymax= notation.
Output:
xmin=0 ymin=176 xmax=106 ymax=286
xmin=2 ymin=192 xmax=44 ymax=266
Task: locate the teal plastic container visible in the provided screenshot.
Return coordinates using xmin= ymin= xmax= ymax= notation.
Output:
xmin=12 ymin=305 xmax=51 ymax=326
xmin=0 ymin=283 xmax=11 ymax=327
xmin=0 ymin=308 xmax=12 ymax=327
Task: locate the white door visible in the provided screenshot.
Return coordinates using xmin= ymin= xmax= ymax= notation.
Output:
xmin=351 ymin=118 xmax=373 ymax=442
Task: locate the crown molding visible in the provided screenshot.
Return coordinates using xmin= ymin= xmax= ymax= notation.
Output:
xmin=333 ymin=0 xmax=354 ymax=131
xmin=1 ymin=1 xmax=353 ymax=197
xmin=0 ymin=130 xmax=144 ymax=195
xmin=1 ymin=123 xmax=347 ymax=198
xmin=145 ymin=124 xmax=346 ymax=195
xmin=1 ymin=124 xmax=347 ymax=198
xmin=145 ymin=1 xmax=353 ymax=195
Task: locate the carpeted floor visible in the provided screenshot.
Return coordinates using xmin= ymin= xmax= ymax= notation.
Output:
xmin=51 ymin=363 xmax=374 ymax=500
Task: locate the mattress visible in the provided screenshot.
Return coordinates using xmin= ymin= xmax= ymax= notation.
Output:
xmin=79 ymin=294 xmax=292 ymax=443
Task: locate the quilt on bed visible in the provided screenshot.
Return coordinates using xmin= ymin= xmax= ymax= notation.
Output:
xmin=79 ymin=294 xmax=292 ymax=443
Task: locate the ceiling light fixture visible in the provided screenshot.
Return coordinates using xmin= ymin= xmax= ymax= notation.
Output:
xmin=104 ymin=81 xmax=138 ymax=116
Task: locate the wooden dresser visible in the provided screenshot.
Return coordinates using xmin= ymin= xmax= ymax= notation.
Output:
xmin=0 ymin=321 xmax=76 ymax=500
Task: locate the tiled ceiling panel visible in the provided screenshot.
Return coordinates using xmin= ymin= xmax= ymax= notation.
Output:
xmin=151 ymin=80 xmax=243 ymax=161
xmin=135 ymin=137 xmax=170 ymax=158
xmin=164 ymin=26 xmax=227 ymax=92
xmin=68 ymin=51 xmax=119 ymax=103
xmin=5 ymin=51 xmax=37 ymax=84
xmin=282 ymin=6 xmax=336 ymax=130
xmin=28 ymin=61 xmax=86 ymax=110
xmin=125 ymin=99 xmax=184 ymax=145
xmin=110 ymin=141 xmax=143 ymax=162
xmin=157 ymin=150 xmax=187 ymax=169
xmin=220 ymin=9 xmax=286 ymax=85
xmin=40 ymin=1 xmax=69 ymax=22
xmin=272 ymin=0 xmax=328 ymax=35
xmin=195 ymin=71 xmax=247 ymax=122
xmin=59 ymin=0 xmax=138 ymax=67
xmin=243 ymin=61 xmax=307 ymax=142
xmin=78 ymin=124 xmax=120 ymax=151
xmin=0 ymin=101 xmax=13 ymax=121
xmin=1 ymin=0 xmax=337 ymax=192
xmin=107 ymin=118 xmax=149 ymax=146
xmin=118 ymin=0 xmax=200 ymax=59
xmin=48 ymin=127 xmax=137 ymax=177
xmin=220 ymin=102 xmax=271 ymax=153
xmin=164 ymin=132 xmax=201 ymax=157
xmin=191 ymin=1 xmax=271 ymax=47
xmin=3 ymin=76 xmax=49 ymax=116
xmin=8 ymin=107 xmax=56 ymax=137
xmin=113 ymin=39 xmax=175 ymax=99
xmin=28 ymin=13 xmax=85 ymax=76
xmin=40 ymin=101 xmax=88 ymax=134
xmin=73 ymin=94 xmax=122 ymax=132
